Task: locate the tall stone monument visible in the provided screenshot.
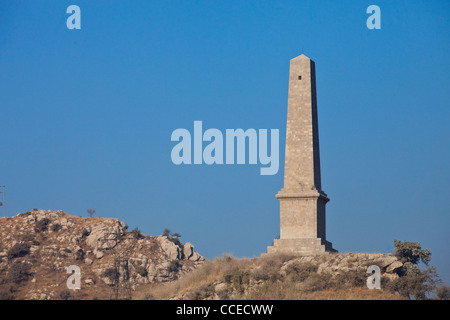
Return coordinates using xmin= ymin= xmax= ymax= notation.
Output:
xmin=267 ymin=54 xmax=335 ymax=255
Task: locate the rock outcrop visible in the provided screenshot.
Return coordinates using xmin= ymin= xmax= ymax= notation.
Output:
xmin=139 ymin=252 xmax=406 ymax=300
xmin=0 ymin=209 xmax=205 ymax=300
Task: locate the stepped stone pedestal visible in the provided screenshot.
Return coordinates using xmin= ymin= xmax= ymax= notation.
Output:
xmin=268 ymin=238 xmax=334 ymax=255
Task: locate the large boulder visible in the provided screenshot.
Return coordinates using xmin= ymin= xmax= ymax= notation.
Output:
xmin=157 ymin=236 xmax=182 ymax=260
xmin=85 ymin=220 xmax=126 ymax=249
xmin=378 ymin=255 xmax=398 ymax=269
xmin=183 ymin=242 xmax=203 ymax=262
xmin=386 ymin=261 xmax=403 ymax=273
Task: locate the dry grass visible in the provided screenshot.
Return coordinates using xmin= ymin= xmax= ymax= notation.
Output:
xmin=300 ymin=287 xmax=404 ymax=300
xmin=0 ymin=212 xmax=142 ymax=300
xmin=135 ymin=252 xmax=403 ymax=300
xmin=136 ymin=254 xmax=253 ymax=299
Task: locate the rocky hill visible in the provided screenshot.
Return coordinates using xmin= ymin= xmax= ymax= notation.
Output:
xmin=136 ymin=251 xmax=406 ymax=300
xmin=0 ymin=209 xmax=205 ymax=300
xmin=1 ymin=209 xmax=428 ymax=300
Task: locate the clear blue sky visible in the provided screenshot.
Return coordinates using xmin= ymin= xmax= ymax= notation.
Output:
xmin=1 ymin=1 xmax=449 ymax=283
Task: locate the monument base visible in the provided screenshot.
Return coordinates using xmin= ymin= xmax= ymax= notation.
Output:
xmin=266 ymin=238 xmax=336 ymax=255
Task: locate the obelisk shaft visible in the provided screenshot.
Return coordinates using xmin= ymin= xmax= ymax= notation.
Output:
xmin=283 ymin=55 xmax=322 ymax=193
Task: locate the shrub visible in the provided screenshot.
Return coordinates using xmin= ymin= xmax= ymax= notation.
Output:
xmin=223 ymin=269 xmax=250 ymax=293
xmin=252 ymin=263 xmax=281 ymax=282
xmin=186 ymin=284 xmax=215 ymax=300
xmin=51 ymin=223 xmax=62 ymax=232
xmin=149 ymin=239 xmax=159 ymax=251
xmin=59 ymin=289 xmax=71 ymax=300
xmin=389 ymin=240 xmax=439 ymax=299
xmin=162 ymin=228 xmax=171 ymax=237
xmin=302 ymin=272 xmax=333 ymax=292
xmin=216 ymin=286 xmax=233 ymax=300
xmin=75 ymin=249 xmax=84 ymax=261
xmin=130 ymin=228 xmax=145 ymax=240
xmin=394 ymin=240 xmax=431 ymax=266
xmin=435 ymin=285 xmax=450 ymax=300
xmin=6 ymin=261 xmax=32 ymax=284
xmin=32 ymin=240 xmax=40 ymax=246
xmin=167 ymin=260 xmax=181 ymax=273
xmin=385 ymin=266 xmax=439 ymax=300
xmin=7 ymin=243 xmax=30 ymax=259
xmin=252 ymin=254 xmax=294 ymax=282
xmin=21 ymin=234 xmax=34 ymax=242
xmin=0 ymin=284 xmax=16 ymax=300
xmin=102 ymin=268 xmax=120 ymax=284
xmin=332 ymin=270 xmax=367 ymax=289
xmin=284 ymin=261 xmax=318 ymax=282
xmin=34 ymin=218 xmax=50 ymax=232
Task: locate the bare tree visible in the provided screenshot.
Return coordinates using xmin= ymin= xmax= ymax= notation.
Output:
xmin=171 ymin=232 xmax=181 ymax=239
xmin=86 ymin=208 xmax=95 ymax=218
xmin=162 ymin=228 xmax=171 ymax=237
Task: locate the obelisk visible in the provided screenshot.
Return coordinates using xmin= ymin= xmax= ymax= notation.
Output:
xmin=267 ymin=54 xmax=335 ymax=254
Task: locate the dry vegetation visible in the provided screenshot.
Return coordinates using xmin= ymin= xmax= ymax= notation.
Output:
xmin=2 ymin=211 xmax=447 ymax=300
xmin=135 ymin=253 xmax=403 ymax=300
xmin=0 ymin=210 xmax=205 ymax=300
